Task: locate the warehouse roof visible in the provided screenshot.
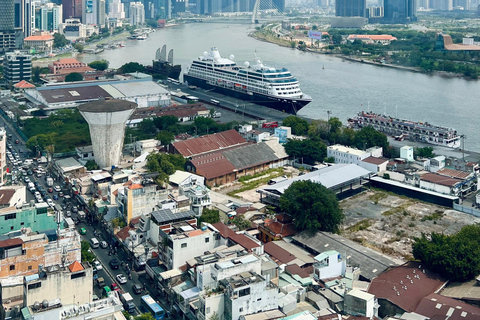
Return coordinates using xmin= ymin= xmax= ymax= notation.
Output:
xmin=172 ymin=129 xmax=247 ymax=157
xmin=293 ymin=231 xmax=401 ymax=280
xmin=420 ymin=173 xmax=462 ymax=187
xmin=223 ymin=142 xmax=280 ymax=170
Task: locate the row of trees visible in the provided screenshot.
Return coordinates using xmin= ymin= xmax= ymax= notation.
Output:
xmin=145 ymin=153 xmax=186 ymax=186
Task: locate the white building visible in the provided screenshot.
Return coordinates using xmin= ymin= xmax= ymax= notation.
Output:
xmin=360 ymin=156 xmax=389 ymax=174
xmin=169 ymin=170 xmax=205 ymax=188
xmin=135 ymin=139 xmax=159 ymax=154
xmin=430 ymin=156 xmax=446 ymax=172
xmin=180 ymin=183 xmax=211 ymax=216
xmin=344 ymin=289 xmax=378 ymax=318
xmin=109 ymin=0 xmax=125 ymax=19
xmin=400 ymin=146 xmax=414 ymax=162
xmin=37 ymin=3 xmax=63 ymax=32
xmin=313 ymin=250 xmax=346 ymax=281
xmin=59 ymin=19 xmax=99 ymax=41
xmin=327 ymin=144 xmax=383 ymax=165
xmin=76 ymin=145 xmax=95 ymax=162
xmin=129 ymin=2 xmax=145 ymax=26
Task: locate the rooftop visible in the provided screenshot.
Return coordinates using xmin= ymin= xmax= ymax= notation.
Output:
xmin=24 ymin=34 xmax=54 ymax=41
xmin=172 ymin=129 xmax=247 ymax=157
xmin=77 ymin=99 xmax=137 ymax=113
xmin=420 ymin=173 xmax=462 ymax=187
xmin=0 ymin=189 xmax=16 ymax=205
xmin=362 ymin=156 xmax=389 ymax=165
xmin=14 ymin=80 xmax=35 ymax=89
xmin=328 ymin=144 xmax=367 ymax=156
xmin=222 ymin=271 xmax=265 ymax=289
xmin=151 ymin=209 xmax=196 ymax=225
xmin=415 ymin=293 xmax=480 ymax=320
xmin=436 ymin=168 xmax=472 ymax=180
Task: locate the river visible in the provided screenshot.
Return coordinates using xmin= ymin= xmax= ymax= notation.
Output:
xmin=78 ymin=23 xmax=480 ymax=151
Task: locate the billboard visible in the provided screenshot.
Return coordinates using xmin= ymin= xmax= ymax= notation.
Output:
xmin=308 ymin=31 xmax=322 ymax=40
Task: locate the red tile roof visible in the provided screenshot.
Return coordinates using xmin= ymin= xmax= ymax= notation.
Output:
xmin=415 ymin=293 xmax=480 ymax=320
xmin=436 ymin=168 xmax=471 ymax=180
xmin=172 ymin=129 xmax=247 ymax=157
xmin=212 ymin=222 xmax=259 ymax=251
xmin=368 ymin=261 xmax=446 ymax=312
xmin=264 ymin=220 xmax=296 ymax=238
xmin=0 ymin=238 xmax=23 ymax=248
xmin=24 ymin=34 xmax=54 ymax=41
xmin=191 ymin=152 xmax=236 ymax=180
xmin=362 ymin=156 xmax=389 ymax=165
xmin=421 ymin=173 xmax=462 ymax=187
xmin=14 ymin=80 xmax=35 ymax=89
xmin=285 ymin=264 xmax=310 ymax=278
xmin=68 ymin=261 xmax=84 ymax=272
xmin=116 ymin=225 xmax=134 ymax=241
xmin=129 ymin=183 xmax=143 ymax=190
xmin=264 ymin=241 xmax=296 ymax=264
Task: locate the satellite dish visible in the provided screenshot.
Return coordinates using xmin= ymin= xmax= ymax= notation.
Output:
xmin=229 ymin=54 xmax=235 ymax=60
xmin=244 ymin=61 xmax=250 ymax=67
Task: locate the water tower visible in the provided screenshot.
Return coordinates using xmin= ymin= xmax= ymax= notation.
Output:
xmin=78 ymin=99 xmax=137 ymax=169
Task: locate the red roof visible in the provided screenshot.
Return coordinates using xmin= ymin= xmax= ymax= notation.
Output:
xmin=0 ymin=238 xmax=23 ymax=248
xmin=14 ymin=80 xmax=36 ymax=89
xmin=368 ymin=261 xmax=446 ymax=312
xmin=116 ymin=225 xmax=134 ymax=241
xmin=212 ymin=222 xmax=259 ymax=251
xmin=264 ymin=241 xmax=296 ymax=264
xmin=24 ymin=34 xmax=54 ymax=41
xmin=264 ymin=220 xmax=296 ymax=238
xmin=421 ymin=173 xmax=462 ymax=187
xmin=285 ymin=264 xmax=310 ymax=278
xmin=191 ymin=152 xmax=236 ymax=180
xmin=415 ymin=293 xmax=480 ymax=320
xmin=68 ymin=261 xmax=84 ymax=272
xmin=436 ymin=168 xmax=471 ymax=180
xmin=362 ymin=156 xmax=389 ymax=165
xmin=129 ymin=183 xmax=143 ymax=190
xmin=53 ymin=58 xmax=83 ymax=65
xmin=172 ymin=129 xmax=247 ymax=157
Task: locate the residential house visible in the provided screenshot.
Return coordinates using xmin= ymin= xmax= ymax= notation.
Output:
xmin=0 ymin=203 xmax=57 ymax=235
xmin=169 ymin=170 xmax=205 ymax=188
xmin=24 ymin=34 xmax=54 ymax=53
xmin=0 ymin=187 xmax=26 ymax=209
xmin=400 ymin=146 xmax=414 ymax=162
xmin=313 ymin=250 xmax=347 ymax=281
xmin=258 ymin=214 xmax=296 ymax=243
xmin=48 ymin=58 xmax=94 ymax=74
xmin=75 ymin=145 xmax=94 ymax=162
xmin=179 ymin=183 xmax=211 ymax=216
xmin=212 ymin=223 xmax=262 ymax=255
xmin=344 ymin=289 xmax=379 ymax=318
xmin=360 ymin=156 xmax=389 ymax=174
xmin=327 ymin=144 xmax=383 ymax=165
xmin=148 ymin=209 xmax=197 ymax=246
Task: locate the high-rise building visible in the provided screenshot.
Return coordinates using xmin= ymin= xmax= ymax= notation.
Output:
xmin=14 ymin=0 xmax=35 ymax=38
xmin=36 ymin=3 xmax=63 ymax=32
xmin=98 ymin=0 xmax=106 ymax=27
xmin=129 ymin=2 xmax=145 ymax=25
xmin=3 ymin=51 xmax=32 ymax=85
xmin=62 ymin=0 xmax=83 ymax=20
xmin=430 ymin=0 xmax=452 ymax=10
xmin=109 ymin=0 xmax=125 ymax=18
xmin=336 ymin=0 xmax=366 ymax=16
xmin=383 ymin=0 xmax=416 ymax=23
xmin=0 ymin=0 xmax=19 ymax=53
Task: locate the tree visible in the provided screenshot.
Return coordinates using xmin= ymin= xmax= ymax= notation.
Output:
xmin=354 ymin=125 xmax=389 ymax=151
xmin=414 ymin=146 xmax=435 ymax=159
xmin=412 ymin=225 xmax=480 ymax=281
xmin=284 ymin=139 xmax=326 ymax=165
xmin=199 ymin=208 xmax=220 ymax=225
xmin=53 ymin=33 xmax=69 ymax=48
xmin=328 ymin=117 xmax=342 ymax=133
xmin=118 ymin=62 xmax=145 ymax=74
xmin=232 ymin=215 xmax=251 ymax=230
xmin=81 ymin=240 xmax=95 ymax=263
xmin=282 ymin=116 xmax=309 ymax=136
xmin=134 ymin=313 xmax=155 ymax=320
xmin=280 ymin=180 xmax=344 ymax=233
xmin=65 ymin=72 xmax=83 ymax=82
xmin=74 ymin=43 xmax=84 ymax=53
xmin=88 ymin=59 xmax=109 ymax=71
xmin=86 ymin=160 xmax=99 ymax=170
xmin=156 ymin=130 xmax=174 ymax=145
xmin=146 ymin=153 xmax=186 ymax=186
xmin=153 ymin=115 xmax=178 ymax=130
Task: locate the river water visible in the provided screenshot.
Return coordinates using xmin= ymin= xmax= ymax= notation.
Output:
xmin=78 ymin=23 xmax=480 ymax=151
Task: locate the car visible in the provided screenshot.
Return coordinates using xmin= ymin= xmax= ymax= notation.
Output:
xmin=100 ymin=241 xmax=108 ymax=249
xmin=19 ymin=149 xmax=23 ymax=153
xmin=27 ymin=170 xmax=32 ymax=175
xmin=54 ymin=185 xmax=61 ymax=192
xmin=36 ymin=173 xmax=42 ymax=178
xmin=59 ymin=192 xmax=64 ymax=197
xmin=93 ymin=260 xmax=103 ymax=271
xmin=72 ymin=217 xmax=79 ymax=225
xmin=38 ymin=186 xmax=45 ymax=192
xmin=116 ymin=274 xmax=127 ymax=284
xmin=110 ymin=282 xmax=120 ymax=291
xmin=24 ymin=177 xmax=30 ymax=183
xmin=79 ymin=228 xmax=87 ymax=235
xmin=53 ymin=194 xmax=59 ymax=200
xmin=109 ymin=259 xmax=120 ymax=269
xmin=14 ymin=140 xmax=19 ymax=144
xmin=65 ymin=211 xmax=71 ymax=217
xmin=132 ymin=283 xmax=143 ymax=294
xmin=72 ymin=206 xmax=78 ymax=213
xmin=47 ymin=187 xmax=53 ymax=193
xmin=34 ymin=181 xmax=40 ymax=187
xmin=47 ymin=199 xmax=54 ymax=207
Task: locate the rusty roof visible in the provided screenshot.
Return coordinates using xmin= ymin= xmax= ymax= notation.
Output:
xmin=420 ymin=173 xmax=462 ymax=187
xmin=264 ymin=241 xmax=296 ymax=264
xmin=264 ymin=220 xmax=296 ymax=238
xmin=190 ymin=152 xmax=236 ymax=180
xmin=415 ymin=293 xmax=480 ymax=320
xmin=172 ymin=129 xmax=247 ymax=157
xmin=285 ymin=264 xmax=310 ymax=279
xmin=212 ymin=222 xmax=259 ymax=251
xmin=0 ymin=189 xmax=16 ymax=205
xmin=436 ymin=168 xmax=471 ymax=180
xmin=362 ymin=156 xmax=389 ymax=165
xmin=14 ymin=80 xmax=35 ymax=89
xmin=0 ymin=238 xmax=23 ymax=248
xmin=368 ymin=261 xmax=446 ymax=313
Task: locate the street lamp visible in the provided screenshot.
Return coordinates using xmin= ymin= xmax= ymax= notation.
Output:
xmin=327 ymin=110 xmax=332 ymax=132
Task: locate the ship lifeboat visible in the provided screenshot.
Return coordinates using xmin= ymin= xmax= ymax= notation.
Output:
xmin=235 ymin=83 xmax=241 ymax=87
xmin=242 ymin=85 xmax=247 ymax=89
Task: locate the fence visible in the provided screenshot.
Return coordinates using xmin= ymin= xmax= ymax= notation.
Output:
xmin=453 ymin=203 xmax=480 ymax=218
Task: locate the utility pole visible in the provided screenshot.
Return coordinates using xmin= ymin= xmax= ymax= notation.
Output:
xmin=461 ymin=135 xmax=467 ymax=162
xmin=327 ymin=110 xmax=332 ymax=132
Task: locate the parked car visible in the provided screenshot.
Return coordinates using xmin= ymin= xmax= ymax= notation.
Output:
xmin=110 ymin=283 xmax=120 ymax=291
xmin=53 ymin=195 xmax=59 ymax=200
xmin=100 ymin=241 xmax=108 ymax=249
xmin=132 ymin=283 xmax=143 ymax=294
xmin=93 ymin=260 xmax=103 ymax=271
xmin=54 ymin=186 xmax=61 ymax=192
xmin=79 ymin=228 xmax=87 ymax=235
xmin=47 ymin=187 xmax=53 ymax=193
xmin=72 ymin=206 xmax=78 ymax=213
xmin=116 ymin=274 xmax=127 ymax=284
xmin=109 ymin=259 xmax=120 ymax=269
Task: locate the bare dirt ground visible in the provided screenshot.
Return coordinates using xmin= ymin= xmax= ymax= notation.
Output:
xmin=340 ymin=190 xmax=480 ymax=261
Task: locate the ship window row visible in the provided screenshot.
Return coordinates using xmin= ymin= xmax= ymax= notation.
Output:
xmin=189 ymin=71 xmax=269 ymax=94
xmin=190 ymin=70 xmax=268 ymax=88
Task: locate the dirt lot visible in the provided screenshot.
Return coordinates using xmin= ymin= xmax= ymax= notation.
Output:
xmin=340 ymin=190 xmax=480 ymax=261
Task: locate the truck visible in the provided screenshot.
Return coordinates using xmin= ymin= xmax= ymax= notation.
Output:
xmin=262 ymin=121 xmax=279 ymax=129
xmin=120 ymin=292 xmax=136 ymax=314
xmin=46 ymin=177 xmax=54 ymax=187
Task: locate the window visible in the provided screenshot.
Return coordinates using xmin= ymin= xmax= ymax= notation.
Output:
xmin=181 ymin=243 xmax=187 ymax=248
xmin=28 ymin=265 xmax=32 ymax=270
xmin=4 ymin=213 xmax=16 ymax=220
xmin=239 ymin=307 xmax=243 ymax=312
xmin=205 ymin=238 xmax=209 ymax=243
xmin=9 ymin=265 xmax=15 ymax=271
xmin=257 ymin=298 xmax=262 ymax=301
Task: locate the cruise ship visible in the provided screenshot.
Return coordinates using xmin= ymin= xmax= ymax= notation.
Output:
xmin=348 ymin=111 xmax=461 ymax=148
xmin=183 ymin=47 xmax=312 ymax=114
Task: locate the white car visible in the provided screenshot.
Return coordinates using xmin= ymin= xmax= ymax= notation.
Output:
xmin=47 ymin=199 xmax=54 ymax=207
xmin=116 ymin=274 xmax=127 ymax=284
xmin=93 ymin=260 xmax=103 ymax=271
xmin=54 ymin=186 xmax=61 ymax=192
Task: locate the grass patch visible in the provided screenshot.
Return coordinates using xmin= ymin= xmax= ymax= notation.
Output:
xmin=381 ymin=207 xmax=402 ymax=216
xmin=227 ymin=168 xmax=285 ymax=197
xmin=369 ymin=192 xmax=388 ymax=204
xmin=238 ymin=168 xmax=284 ymax=183
xmin=346 ymin=219 xmax=373 ymax=232
xmin=421 ymin=211 xmax=444 ymax=222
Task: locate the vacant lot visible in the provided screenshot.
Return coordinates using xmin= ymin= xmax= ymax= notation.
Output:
xmin=340 ymin=190 xmax=480 ymax=260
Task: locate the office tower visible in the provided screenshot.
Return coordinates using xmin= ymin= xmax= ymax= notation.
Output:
xmin=98 ymin=0 xmax=106 ymax=27
xmin=109 ymin=0 xmax=125 ymax=18
xmin=3 ymin=51 xmax=32 ymax=84
xmin=383 ymin=0 xmax=417 ymax=23
xmin=0 ymin=0 xmax=20 ymax=53
xmin=62 ymin=0 xmax=82 ymax=20
xmin=129 ymin=2 xmax=145 ymax=25
xmin=336 ymin=0 xmax=366 ymax=17
xmin=430 ymin=0 xmax=453 ymax=10
xmin=36 ymin=3 xmax=63 ymax=32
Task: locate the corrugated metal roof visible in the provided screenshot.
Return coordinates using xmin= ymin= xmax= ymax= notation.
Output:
xmin=110 ymin=81 xmax=169 ymax=97
xmin=172 ymin=129 xmax=247 ymax=157
xmin=151 ymin=209 xmax=196 ymax=225
xmin=99 ymin=84 xmax=124 ymax=98
xmin=222 ymin=142 xmax=278 ymax=170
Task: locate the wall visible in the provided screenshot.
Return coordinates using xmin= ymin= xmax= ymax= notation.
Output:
xmin=314 ymin=253 xmax=346 ymax=280
xmin=228 ymin=280 xmax=278 ymax=320
xmin=170 ymin=231 xmax=219 ymax=269
xmin=419 ymin=180 xmax=453 ymax=195
xmin=0 ymin=238 xmax=47 ymax=279
xmin=211 ymin=257 xmax=262 ymax=288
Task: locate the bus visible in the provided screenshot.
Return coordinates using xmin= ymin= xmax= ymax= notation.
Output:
xmin=210 ymin=99 xmax=220 ymax=105
xmin=141 ymin=295 xmax=165 ymax=320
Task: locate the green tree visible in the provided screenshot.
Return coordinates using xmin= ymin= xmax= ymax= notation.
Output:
xmin=284 ymin=139 xmax=326 ymax=165
xmin=74 ymin=43 xmax=84 ymax=53
xmin=354 ymin=125 xmax=389 ymax=151
xmin=65 ymin=72 xmax=83 ymax=82
xmin=26 ymin=133 xmax=55 ymax=152
xmin=53 ymin=33 xmax=69 ymax=48
xmin=86 ymin=160 xmax=100 ymax=170
xmin=412 ymin=225 xmax=480 ymax=281
xmin=138 ymin=118 xmax=157 ymax=135
xmin=118 ymin=62 xmax=145 ymax=73
xmin=282 ymin=116 xmax=309 ymax=136
xmin=88 ymin=59 xmax=109 ymax=71
xmin=81 ymin=240 xmax=95 ymax=263
xmin=146 ymin=153 xmax=186 ymax=186
xmin=232 ymin=215 xmax=251 ymax=230
xmin=328 ymin=117 xmax=343 ymax=133
xmin=280 ymin=180 xmax=344 ymax=233
xmin=156 ymin=130 xmax=174 ymax=145
xmin=153 ymin=115 xmax=178 ymax=130
xmin=134 ymin=313 xmax=155 ymax=320
xmin=414 ymin=146 xmax=435 ymax=158
xmin=199 ymin=208 xmax=220 ymax=225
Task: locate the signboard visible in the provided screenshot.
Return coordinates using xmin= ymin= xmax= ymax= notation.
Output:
xmin=308 ymin=31 xmax=322 ymax=40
